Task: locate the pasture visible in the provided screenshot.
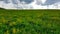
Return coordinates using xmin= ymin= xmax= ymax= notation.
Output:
xmin=0 ymin=9 xmax=60 ymax=34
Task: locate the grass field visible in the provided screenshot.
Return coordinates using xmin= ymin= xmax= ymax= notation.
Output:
xmin=0 ymin=9 xmax=60 ymax=34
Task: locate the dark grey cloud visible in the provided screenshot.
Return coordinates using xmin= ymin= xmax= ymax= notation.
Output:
xmin=12 ymin=0 xmax=18 ymax=4
xmin=19 ymin=0 xmax=34 ymax=4
xmin=3 ymin=0 xmax=10 ymax=4
xmin=42 ymin=0 xmax=60 ymax=5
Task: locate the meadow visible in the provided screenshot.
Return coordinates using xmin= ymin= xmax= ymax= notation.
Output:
xmin=0 ymin=9 xmax=60 ymax=34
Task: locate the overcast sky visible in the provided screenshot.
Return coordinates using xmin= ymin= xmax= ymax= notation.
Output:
xmin=0 ymin=0 xmax=60 ymax=5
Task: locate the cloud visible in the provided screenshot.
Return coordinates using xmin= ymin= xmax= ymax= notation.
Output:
xmin=0 ymin=0 xmax=60 ymax=9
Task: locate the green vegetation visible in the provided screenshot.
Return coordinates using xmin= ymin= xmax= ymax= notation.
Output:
xmin=0 ymin=9 xmax=60 ymax=34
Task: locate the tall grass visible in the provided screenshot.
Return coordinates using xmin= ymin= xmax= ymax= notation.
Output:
xmin=0 ymin=9 xmax=60 ymax=34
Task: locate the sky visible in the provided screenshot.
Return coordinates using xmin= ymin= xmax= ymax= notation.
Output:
xmin=43 ymin=0 xmax=60 ymax=5
xmin=0 ymin=0 xmax=60 ymax=9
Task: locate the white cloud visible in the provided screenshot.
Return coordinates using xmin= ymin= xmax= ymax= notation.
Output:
xmin=0 ymin=0 xmax=60 ymax=9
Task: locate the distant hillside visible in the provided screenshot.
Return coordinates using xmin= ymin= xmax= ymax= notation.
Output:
xmin=0 ymin=8 xmax=5 ymax=10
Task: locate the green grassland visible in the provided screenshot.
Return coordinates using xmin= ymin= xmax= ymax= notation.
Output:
xmin=0 ymin=9 xmax=60 ymax=34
